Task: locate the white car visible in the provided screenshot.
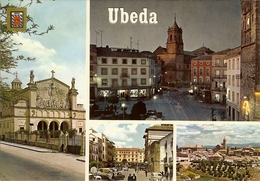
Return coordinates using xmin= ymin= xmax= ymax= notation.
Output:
xmin=123 ymin=167 xmax=128 ymax=171
xmin=150 ymin=172 xmax=163 ymax=181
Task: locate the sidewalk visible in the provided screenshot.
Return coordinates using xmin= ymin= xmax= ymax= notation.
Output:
xmin=0 ymin=141 xmax=85 ymax=162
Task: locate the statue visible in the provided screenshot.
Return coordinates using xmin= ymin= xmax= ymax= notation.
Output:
xmin=71 ymin=77 xmax=75 ymax=89
xmin=30 ymin=70 xmax=34 ymax=83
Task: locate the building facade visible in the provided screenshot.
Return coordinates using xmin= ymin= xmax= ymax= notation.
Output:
xmin=211 ymin=49 xmax=230 ymax=104
xmin=91 ymin=45 xmax=158 ymax=101
xmin=143 ymin=124 xmax=173 ymax=173
xmin=225 ymin=46 xmax=241 ymax=121
xmin=115 ymin=148 xmax=145 ymax=165
xmin=89 ymin=128 xmax=116 ymax=167
xmin=240 ymin=1 xmax=260 ymax=121
xmin=0 ymin=70 xmax=86 ymax=136
xmin=190 ymin=55 xmax=212 ymax=102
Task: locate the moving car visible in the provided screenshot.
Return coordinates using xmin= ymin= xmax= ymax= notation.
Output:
xmin=122 ymin=167 xmax=128 ymax=171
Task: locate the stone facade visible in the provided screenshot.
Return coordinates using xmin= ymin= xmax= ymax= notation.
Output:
xmin=0 ymin=70 xmax=86 ymax=135
xmin=240 ymin=1 xmax=260 ymax=120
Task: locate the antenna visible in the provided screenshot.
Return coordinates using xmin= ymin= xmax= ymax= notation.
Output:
xmin=135 ymin=40 xmax=141 ymax=50
xmin=99 ymin=30 xmax=104 ymax=47
xmin=130 ymin=36 xmax=132 ymax=49
xmin=94 ymin=30 xmax=99 ymax=46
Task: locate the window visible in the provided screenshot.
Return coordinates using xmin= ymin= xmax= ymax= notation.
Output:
xmin=79 ymin=127 xmax=83 ymax=133
xmin=112 ymin=68 xmax=118 ymax=75
xmin=141 ymin=78 xmax=146 ymax=85
xmin=112 ymin=58 xmax=117 ymax=64
xmin=215 ymin=59 xmax=220 ymax=66
xmin=224 ymin=59 xmax=227 ymax=66
xmin=199 ymin=77 xmax=203 ymax=84
xmin=131 ymin=79 xmax=137 ymax=86
xmin=101 ymin=79 xmax=107 ymax=86
xmin=122 ymin=68 xmax=128 ymax=76
xmin=102 ymin=58 xmax=107 ymax=64
xmin=206 ymin=68 xmax=210 ymax=76
xmin=199 ymin=68 xmax=203 ymax=75
xmin=141 ymin=68 xmax=146 ymax=75
xmin=101 ymin=68 xmax=108 ymax=75
xmin=232 ymin=91 xmax=235 ymax=102
xmin=122 ymin=59 xmax=127 ymax=64
xmin=232 ymin=75 xmax=235 ymax=86
xmin=90 ymin=65 xmax=94 ymax=71
xmin=151 ymin=68 xmax=154 ymax=75
xmin=193 ymin=68 xmax=197 ymax=75
xmin=199 ymin=61 xmax=203 ymax=65
xmin=141 ymin=59 xmax=146 ymax=64
xmin=215 ymin=70 xmax=220 ymax=77
xmin=132 ymin=68 xmax=137 ymax=75
xmin=206 ymin=77 xmax=210 ymax=84
xmin=193 ymin=78 xmax=197 ymax=83
xmin=122 ymin=79 xmax=127 ymax=86
xmin=232 ymin=59 xmax=235 ymax=70
xmin=132 ymin=59 xmax=137 ymax=64
xmin=112 ymin=79 xmax=118 ymax=87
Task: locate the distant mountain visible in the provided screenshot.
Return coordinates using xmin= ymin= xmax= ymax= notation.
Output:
xmin=204 ymin=143 xmax=260 ymax=149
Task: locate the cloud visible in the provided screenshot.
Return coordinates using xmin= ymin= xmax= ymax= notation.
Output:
xmin=12 ymin=34 xmax=57 ymax=59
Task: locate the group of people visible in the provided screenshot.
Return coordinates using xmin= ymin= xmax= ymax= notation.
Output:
xmin=127 ymin=173 xmax=137 ymax=181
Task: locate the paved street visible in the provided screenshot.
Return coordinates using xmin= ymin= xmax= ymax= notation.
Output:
xmin=93 ymin=88 xmax=227 ymax=121
xmin=0 ymin=141 xmax=85 ymax=181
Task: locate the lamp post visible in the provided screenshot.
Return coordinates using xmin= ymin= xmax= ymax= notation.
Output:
xmin=122 ymin=103 xmax=125 ymax=120
xmin=153 ymin=96 xmax=156 ymax=110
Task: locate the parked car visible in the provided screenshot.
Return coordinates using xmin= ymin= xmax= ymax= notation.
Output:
xmin=147 ymin=109 xmax=156 ymax=117
xmin=98 ymin=174 xmax=115 ymax=181
xmin=122 ymin=167 xmax=128 ymax=171
xmin=89 ymin=174 xmax=95 ymax=180
xmin=94 ymin=175 xmax=102 ymax=180
xmin=150 ymin=172 xmax=163 ymax=181
xmin=112 ymin=172 xmax=125 ymax=180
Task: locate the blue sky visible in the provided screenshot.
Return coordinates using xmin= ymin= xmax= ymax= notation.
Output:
xmin=177 ymin=123 xmax=260 ymax=147
xmin=89 ymin=122 xmax=156 ymax=148
xmin=2 ymin=0 xmax=87 ymax=106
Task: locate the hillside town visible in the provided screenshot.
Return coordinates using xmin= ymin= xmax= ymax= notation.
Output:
xmin=177 ymin=137 xmax=260 ymax=180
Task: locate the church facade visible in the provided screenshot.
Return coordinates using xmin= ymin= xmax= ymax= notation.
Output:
xmin=0 ymin=70 xmax=86 ymax=136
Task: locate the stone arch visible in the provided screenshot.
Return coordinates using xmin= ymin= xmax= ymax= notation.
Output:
xmin=60 ymin=121 xmax=69 ymax=133
xmin=37 ymin=120 xmax=48 ymax=131
xmin=49 ymin=121 xmax=59 ymax=131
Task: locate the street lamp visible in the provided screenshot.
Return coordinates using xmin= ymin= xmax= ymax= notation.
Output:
xmin=122 ymin=103 xmax=125 ymax=120
xmin=153 ymin=96 xmax=156 ymax=110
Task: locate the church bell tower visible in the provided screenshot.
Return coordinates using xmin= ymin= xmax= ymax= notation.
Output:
xmin=166 ymin=16 xmax=184 ymax=54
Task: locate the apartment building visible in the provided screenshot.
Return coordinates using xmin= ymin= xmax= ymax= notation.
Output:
xmin=115 ymin=148 xmax=144 ymax=165
xmin=225 ymin=47 xmax=241 ymax=121
xmin=90 ymin=45 xmax=158 ymax=101
xmin=160 ymin=132 xmax=173 ymax=179
xmin=89 ymin=128 xmax=116 ymax=167
xmin=190 ymin=55 xmax=212 ymax=103
xmin=211 ymin=49 xmax=230 ymax=104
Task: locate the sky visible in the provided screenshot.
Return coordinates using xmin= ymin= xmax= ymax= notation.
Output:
xmin=89 ymin=122 xmax=156 ymax=148
xmin=2 ymin=0 xmax=87 ymax=106
xmin=90 ymin=0 xmax=241 ymax=53
xmin=177 ymin=123 xmax=260 ymax=147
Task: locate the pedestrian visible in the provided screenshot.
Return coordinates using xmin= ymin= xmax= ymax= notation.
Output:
xmin=145 ymin=170 xmax=148 ymax=177
xmin=132 ymin=173 xmax=136 ymax=180
xmin=127 ymin=174 xmax=132 ymax=181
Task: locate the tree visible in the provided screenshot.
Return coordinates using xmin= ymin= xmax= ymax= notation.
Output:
xmin=0 ymin=0 xmax=54 ymax=102
xmin=131 ymin=101 xmax=147 ymax=119
xmin=107 ymin=95 xmax=119 ymax=104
